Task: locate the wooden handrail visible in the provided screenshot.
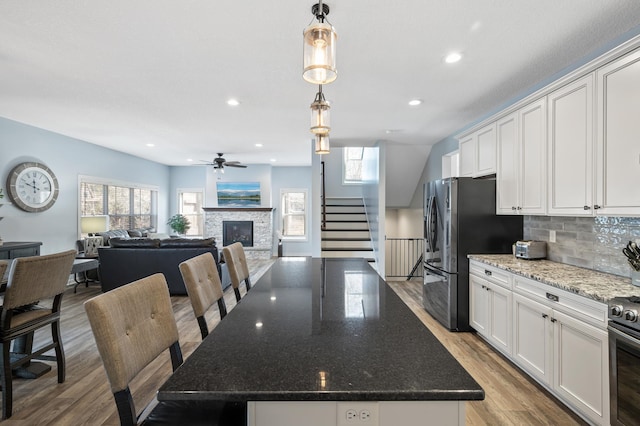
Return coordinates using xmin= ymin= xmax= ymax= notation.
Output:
xmin=321 ymin=161 xmax=326 ymax=231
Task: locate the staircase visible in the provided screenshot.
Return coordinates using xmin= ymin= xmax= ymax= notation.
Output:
xmin=321 ymin=197 xmax=373 ymax=262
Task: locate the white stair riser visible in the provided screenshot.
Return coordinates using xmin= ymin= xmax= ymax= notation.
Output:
xmin=322 ymin=241 xmax=371 ymax=249
xmin=323 ymin=222 xmax=369 ymax=230
xmin=325 ymin=206 xmax=365 ymax=214
xmin=324 ymin=213 xmax=367 ymax=221
xmin=322 ymin=230 xmax=370 ymax=239
xmin=321 ymin=250 xmax=375 ymax=258
xmin=324 ymin=198 xmax=363 ymax=206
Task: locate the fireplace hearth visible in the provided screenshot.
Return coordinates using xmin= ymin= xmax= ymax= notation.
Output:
xmin=223 ymin=221 xmax=253 ymax=247
xmin=203 ymin=207 xmax=273 ymax=260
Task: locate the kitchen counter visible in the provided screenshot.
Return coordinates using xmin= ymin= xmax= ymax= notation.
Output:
xmin=468 ymin=254 xmax=637 ymax=303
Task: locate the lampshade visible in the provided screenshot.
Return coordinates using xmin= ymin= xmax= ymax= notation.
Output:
xmin=310 ymin=87 xmax=330 ymax=135
xmin=302 ymin=3 xmax=337 ymax=85
xmin=314 ymin=134 xmax=330 ymax=154
xmin=80 ymin=215 xmax=108 ymax=235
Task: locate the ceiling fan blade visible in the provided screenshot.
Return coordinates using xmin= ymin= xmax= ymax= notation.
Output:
xmin=224 ymin=163 xmax=247 ymax=168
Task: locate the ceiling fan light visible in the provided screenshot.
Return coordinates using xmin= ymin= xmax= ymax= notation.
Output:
xmin=303 ymin=21 xmax=337 ymax=84
xmin=315 ymin=134 xmax=330 ymax=154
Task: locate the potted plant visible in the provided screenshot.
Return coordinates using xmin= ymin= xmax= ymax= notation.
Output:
xmin=167 ymin=214 xmax=191 ymax=235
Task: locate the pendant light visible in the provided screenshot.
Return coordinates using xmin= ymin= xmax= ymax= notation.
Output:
xmin=303 ymin=1 xmax=337 ymax=85
xmin=310 ymin=85 xmax=330 ymax=135
xmin=314 ymin=134 xmax=330 ymax=154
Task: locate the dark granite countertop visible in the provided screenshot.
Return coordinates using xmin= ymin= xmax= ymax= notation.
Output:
xmin=468 ymin=254 xmax=638 ymax=303
xmin=159 ymin=257 xmax=484 ymax=402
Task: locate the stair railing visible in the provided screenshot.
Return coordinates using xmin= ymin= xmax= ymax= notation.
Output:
xmin=321 ymin=161 xmax=327 ymax=231
xmin=385 ymin=237 xmax=424 ymax=280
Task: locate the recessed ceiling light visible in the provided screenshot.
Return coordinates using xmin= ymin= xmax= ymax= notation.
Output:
xmin=186 ymin=159 xmax=193 ymax=162
xmin=146 ymin=143 xmax=155 ymax=147
xmin=227 ymin=98 xmax=240 ymax=106
xmin=255 ymin=143 xmax=263 ymax=147
xmin=385 ymin=129 xmax=403 ymax=134
xmin=444 ymin=52 xmax=462 ymax=64
xmin=270 ymin=158 xmax=277 ymax=162
xmin=408 ymin=99 xmax=422 ymax=106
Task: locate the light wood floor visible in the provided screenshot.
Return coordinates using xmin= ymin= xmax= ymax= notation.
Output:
xmin=3 ymin=263 xmax=586 ymax=425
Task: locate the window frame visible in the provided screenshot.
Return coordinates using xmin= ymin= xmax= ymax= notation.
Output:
xmin=177 ymin=188 xmax=205 ymax=238
xmin=342 ymin=147 xmax=364 ymax=185
xmin=78 ymin=175 xmax=159 ymax=234
xmin=280 ymin=188 xmax=308 ymax=241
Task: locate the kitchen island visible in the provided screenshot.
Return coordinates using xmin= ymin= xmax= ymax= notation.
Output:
xmin=158 ymin=257 xmax=484 ymax=426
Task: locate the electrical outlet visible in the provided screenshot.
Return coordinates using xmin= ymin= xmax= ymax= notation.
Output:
xmin=549 ymin=230 xmax=556 ymax=243
xmin=337 ymin=402 xmax=379 ymax=426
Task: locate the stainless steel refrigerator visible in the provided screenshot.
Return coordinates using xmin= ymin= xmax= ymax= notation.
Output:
xmin=423 ymin=177 xmax=522 ymax=331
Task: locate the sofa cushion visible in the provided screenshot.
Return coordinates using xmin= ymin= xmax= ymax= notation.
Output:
xmin=159 ymin=237 xmax=216 ymax=248
xmin=110 ymin=238 xmax=161 ymax=248
xmin=127 ymin=229 xmax=143 ymax=237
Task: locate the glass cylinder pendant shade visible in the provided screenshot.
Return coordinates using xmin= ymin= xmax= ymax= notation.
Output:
xmin=303 ymin=22 xmax=337 ymax=84
xmin=310 ymin=95 xmax=330 ymax=135
xmin=315 ymin=134 xmax=330 ymax=154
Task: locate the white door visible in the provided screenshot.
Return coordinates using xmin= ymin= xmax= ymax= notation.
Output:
xmin=476 ymin=123 xmax=497 ymax=177
xmin=458 ymin=134 xmax=475 ymax=178
xmin=596 ymin=49 xmax=640 ymax=215
xmin=552 ymin=310 xmax=609 ymax=425
xmin=469 ymin=274 xmax=489 ymax=337
xmin=496 ymin=113 xmax=519 ymax=214
xmin=547 ymin=75 xmax=594 ymax=216
xmin=519 ymin=98 xmax=547 ymax=215
xmin=512 ymin=293 xmax=553 ymax=385
xmin=488 ymin=283 xmax=512 ymax=356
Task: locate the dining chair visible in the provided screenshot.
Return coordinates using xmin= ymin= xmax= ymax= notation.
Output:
xmin=221 ymin=242 xmax=252 ymax=302
xmin=179 ymin=252 xmax=227 ymax=340
xmin=0 ymin=249 xmax=76 ymax=419
xmin=84 ymin=273 xmax=244 ymax=425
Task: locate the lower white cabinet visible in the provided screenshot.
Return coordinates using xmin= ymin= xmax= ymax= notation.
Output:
xmin=469 ymin=260 xmax=609 ymax=425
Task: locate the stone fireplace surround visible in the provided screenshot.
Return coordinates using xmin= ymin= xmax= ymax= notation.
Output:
xmin=203 ymin=207 xmax=273 ymax=260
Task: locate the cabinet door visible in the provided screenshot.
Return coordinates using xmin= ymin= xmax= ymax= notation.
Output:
xmin=496 ymin=113 xmax=519 ymax=214
xmin=552 ymin=310 xmax=609 ymax=425
xmin=519 ymin=98 xmax=547 ymax=214
xmin=469 ymin=274 xmax=489 ymax=337
xmin=476 ymin=123 xmax=497 ymax=177
xmin=488 ymin=283 xmax=512 ymax=356
xmin=458 ymin=134 xmax=475 ymax=177
xmin=513 ymin=293 xmax=553 ymax=385
xmin=596 ymin=49 xmax=640 ymax=215
xmin=548 ymin=75 xmax=594 ymax=216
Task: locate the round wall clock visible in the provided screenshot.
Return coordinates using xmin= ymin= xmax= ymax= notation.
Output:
xmin=6 ymin=162 xmax=59 ymax=212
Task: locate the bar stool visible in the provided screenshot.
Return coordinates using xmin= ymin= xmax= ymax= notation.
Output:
xmin=222 ymin=242 xmax=251 ymax=302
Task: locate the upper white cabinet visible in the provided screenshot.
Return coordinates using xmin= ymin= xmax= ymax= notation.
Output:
xmin=595 ymin=49 xmax=640 ymax=215
xmin=547 ymin=75 xmax=595 ymax=216
xmin=496 ymin=98 xmax=547 ymax=215
xmin=458 ymin=123 xmax=496 ymax=178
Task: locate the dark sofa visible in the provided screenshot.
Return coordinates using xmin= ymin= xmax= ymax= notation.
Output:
xmin=98 ymin=237 xmax=222 ymax=295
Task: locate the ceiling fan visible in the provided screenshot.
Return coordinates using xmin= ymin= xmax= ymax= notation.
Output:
xmin=201 ymin=153 xmax=247 ymax=171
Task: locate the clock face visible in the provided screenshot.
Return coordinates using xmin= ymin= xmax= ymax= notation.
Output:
xmin=7 ymin=162 xmax=59 ymax=212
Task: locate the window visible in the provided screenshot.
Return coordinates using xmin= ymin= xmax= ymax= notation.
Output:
xmin=178 ymin=189 xmax=204 ymax=237
xmin=343 ymin=147 xmax=364 ymax=184
xmin=281 ymin=189 xmax=307 ymax=240
xmin=80 ymin=178 xmax=158 ymax=231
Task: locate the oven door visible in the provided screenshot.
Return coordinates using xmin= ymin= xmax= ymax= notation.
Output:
xmin=609 ymin=322 xmax=640 ymax=426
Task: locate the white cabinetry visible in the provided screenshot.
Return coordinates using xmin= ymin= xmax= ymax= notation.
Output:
xmin=547 ymin=75 xmax=595 ymax=216
xmin=596 ymin=48 xmax=640 ymax=215
xmin=496 ymin=98 xmax=547 ymax=215
xmin=469 ymin=262 xmax=512 ymax=356
xmin=512 ymin=275 xmax=609 ymax=425
xmin=458 ymin=123 xmax=496 ymax=178
xmin=469 ymin=260 xmax=610 ymax=425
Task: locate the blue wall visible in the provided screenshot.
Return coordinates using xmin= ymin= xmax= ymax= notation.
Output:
xmin=0 ymin=117 xmax=171 ymax=254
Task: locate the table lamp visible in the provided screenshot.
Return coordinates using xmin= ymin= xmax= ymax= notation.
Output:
xmin=80 ymin=215 xmax=108 ymax=256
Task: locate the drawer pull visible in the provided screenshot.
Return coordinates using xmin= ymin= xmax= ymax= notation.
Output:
xmin=546 ymin=292 xmax=559 ymax=302
xmin=484 ymin=270 xmax=492 ymax=276
xmin=542 ymin=314 xmax=548 ymax=319
xmin=550 ymin=318 xmax=557 ymax=323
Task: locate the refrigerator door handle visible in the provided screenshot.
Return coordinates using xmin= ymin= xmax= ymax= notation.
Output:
xmin=426 ymin=196 xmax=437 ymax=253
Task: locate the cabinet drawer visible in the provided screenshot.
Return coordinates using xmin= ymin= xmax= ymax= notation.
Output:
xmin=470 ymin=261 xmax=511 ymax=289
xmin=513 ymin=275 xmax=607 ymax=328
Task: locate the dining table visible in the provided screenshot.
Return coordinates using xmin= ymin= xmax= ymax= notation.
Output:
xmin=158 ymin=257 xmax=484 ymax=426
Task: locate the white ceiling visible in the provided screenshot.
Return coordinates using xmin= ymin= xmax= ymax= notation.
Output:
xmin=1 ymin=1 xmax=640 ymax=168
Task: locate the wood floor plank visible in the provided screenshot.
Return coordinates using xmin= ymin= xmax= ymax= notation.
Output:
xmin=3 ymin=263 xmax=588 ymax=425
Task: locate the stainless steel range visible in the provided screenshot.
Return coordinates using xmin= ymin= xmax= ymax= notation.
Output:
xmin=608 ymin=296 xmax=640 ymax=426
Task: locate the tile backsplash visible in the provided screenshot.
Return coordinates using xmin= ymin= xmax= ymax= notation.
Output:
xmin=524 ymin=216 xmax=640 ymax=278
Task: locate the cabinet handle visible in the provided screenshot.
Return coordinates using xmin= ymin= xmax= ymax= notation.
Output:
xmin=594 ymin=205 xmax=601 ymax=210
xmin=517 ymin=206 xmax=522 ymax=210
xmin=511 ymin=206 xmax=517 ymax=211
xmin=550 ymin=318 xmax=557 ymax=323
xmin=542 ymin=314 xmax=548 ymax=319
xmin=583 ymin=205 xmax=590 ymax=210
xmin=546 ymin=292 xmax=559 ymax=302
xmin=484 ymin=270 xmax=492 ymax=276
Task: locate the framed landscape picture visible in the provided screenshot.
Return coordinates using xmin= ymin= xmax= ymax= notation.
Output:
xmin=217 ymin=182 xmax=261 ymax=207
